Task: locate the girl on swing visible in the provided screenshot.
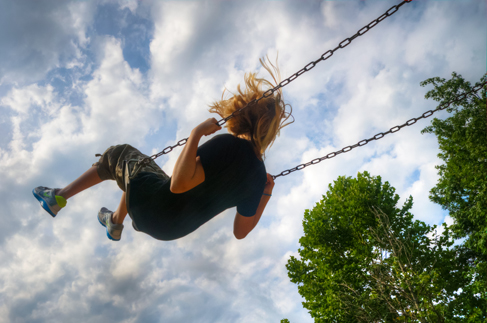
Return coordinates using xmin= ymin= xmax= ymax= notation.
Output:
xmin=33 ymin=57 xmax=293 ymax=241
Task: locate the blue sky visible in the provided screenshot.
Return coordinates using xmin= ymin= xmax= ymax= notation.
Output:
xmin=0 ymin=0 xmax=485 ymax=322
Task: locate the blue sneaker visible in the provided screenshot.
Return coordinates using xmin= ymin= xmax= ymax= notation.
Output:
xmin=98 ymin=207 xmax=124 ymax=241
xmin=33 ymin=186 xmax=66 ymax=217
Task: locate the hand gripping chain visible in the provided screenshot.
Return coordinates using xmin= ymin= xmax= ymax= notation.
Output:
xmin=271 ymin=81 xmax=487 ymax=180
xmin=125 ymin=0 xmax=414 ymax=180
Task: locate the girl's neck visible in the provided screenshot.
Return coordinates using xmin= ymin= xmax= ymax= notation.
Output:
xmin=236 ymin=134 xmax=263 ymax=161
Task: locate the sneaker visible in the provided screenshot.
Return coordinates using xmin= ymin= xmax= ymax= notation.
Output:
xmin=33 ymin=186 xmax=67 ymax=217
xmin=98 ymin=207 xmax=124 ymax=241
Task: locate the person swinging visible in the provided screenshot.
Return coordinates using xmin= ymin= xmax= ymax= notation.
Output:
xmin=32 ymin=57 xmax=293 ymax=241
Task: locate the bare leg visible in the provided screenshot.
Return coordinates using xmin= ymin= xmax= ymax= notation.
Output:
xmin=112 ymin=192 xmax=127 ymax=224
xmin=55 ymin=165 xmax=127 ymax=224
xmin=57 ymin=166 xmax=103 ymax=200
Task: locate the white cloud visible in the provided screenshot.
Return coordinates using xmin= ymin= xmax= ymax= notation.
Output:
xmin=0 ymin=0 xmax=95 ymax=85
xmin=149 ymin=3 xmax=197 ymax=78
xmin=1 ymin=84 xmax=56 ymax=115
xmin=0 ymin=36 xmax=160 ymax=186
xmin=83 ymin=36 xmax=159 ymax=146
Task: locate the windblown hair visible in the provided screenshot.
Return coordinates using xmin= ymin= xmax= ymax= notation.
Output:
xmin=208 ymin=55 xmax=294 ymax=160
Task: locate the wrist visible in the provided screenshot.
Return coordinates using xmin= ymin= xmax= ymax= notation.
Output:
xmin=263 ymin=188 xmax=274 ymax=195
xmin=191 ymin=128 xmax=204 ymax=139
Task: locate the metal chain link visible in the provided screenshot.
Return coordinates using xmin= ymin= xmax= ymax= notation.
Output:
xmin=133 ymin=0 xmax=413 ymax=170
xmin=272 ymin=81 xmax=487 ymax=180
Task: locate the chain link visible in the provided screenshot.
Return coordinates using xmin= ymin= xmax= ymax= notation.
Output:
xmin=272 ymin=81 xmax=487 ymax=180
xmin=134 ymin=0 xmax=413 ymax=170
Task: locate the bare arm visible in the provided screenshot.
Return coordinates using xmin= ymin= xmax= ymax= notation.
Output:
xmin=170 ymin=118 xmax=221 ymax=194
xmin=234 ymin=173 xmax=275 ymax=239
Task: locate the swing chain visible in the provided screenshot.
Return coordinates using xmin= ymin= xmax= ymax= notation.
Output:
xmin=272 ymin=81 xmax=487 ymax=180
xmin=132 ymin=0 xmax=413 ymax=172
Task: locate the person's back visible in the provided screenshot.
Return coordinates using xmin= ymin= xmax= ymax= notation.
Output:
xmin=128 ymin=134 xmax=267 ymax=240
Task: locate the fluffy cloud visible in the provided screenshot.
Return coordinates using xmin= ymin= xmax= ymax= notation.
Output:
xmin=0 ymin=0 xmax=94 ymax=85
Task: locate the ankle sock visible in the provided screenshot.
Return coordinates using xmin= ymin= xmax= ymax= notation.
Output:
xmin=55 ymin=195 xmax=67 ymax=208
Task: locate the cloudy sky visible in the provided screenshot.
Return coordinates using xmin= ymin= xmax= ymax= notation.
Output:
xmin=0 ymin=0 xmax=485 ymax=322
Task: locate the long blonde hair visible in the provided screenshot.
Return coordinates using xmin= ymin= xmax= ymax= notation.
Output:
xmin=208 ymin=55 xmax=294 ymax=160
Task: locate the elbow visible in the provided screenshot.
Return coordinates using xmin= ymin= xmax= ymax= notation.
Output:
xmin=234 ymin=231 xmax=248 ymax=240
xmin=169 ymin=183 xmax=178 ymax=194
xmin=170 ymin=182 xmax=184 ymax=194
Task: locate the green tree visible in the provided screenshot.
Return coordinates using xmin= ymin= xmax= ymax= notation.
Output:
xmin=285 ymin=172 xmax=469 ymax=322
xmin=420 ymin=72 xmax=487 ymax=253
xmin=419 ymin=72 xmax=487 ymax=320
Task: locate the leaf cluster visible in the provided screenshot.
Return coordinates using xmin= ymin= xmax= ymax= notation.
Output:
xmin=419 ymin=72 xmax=487 ymax=321
xmin=420 ymin=72 xmax=487 ymax=255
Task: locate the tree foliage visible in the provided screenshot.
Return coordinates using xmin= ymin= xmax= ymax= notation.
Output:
xmin=420 ymin=72 xmax=487 ymax=253
xmin=419 ymin=71 xmax=487 ymax=320
xmin=285 ymin=172 xmax=470 ymax=322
